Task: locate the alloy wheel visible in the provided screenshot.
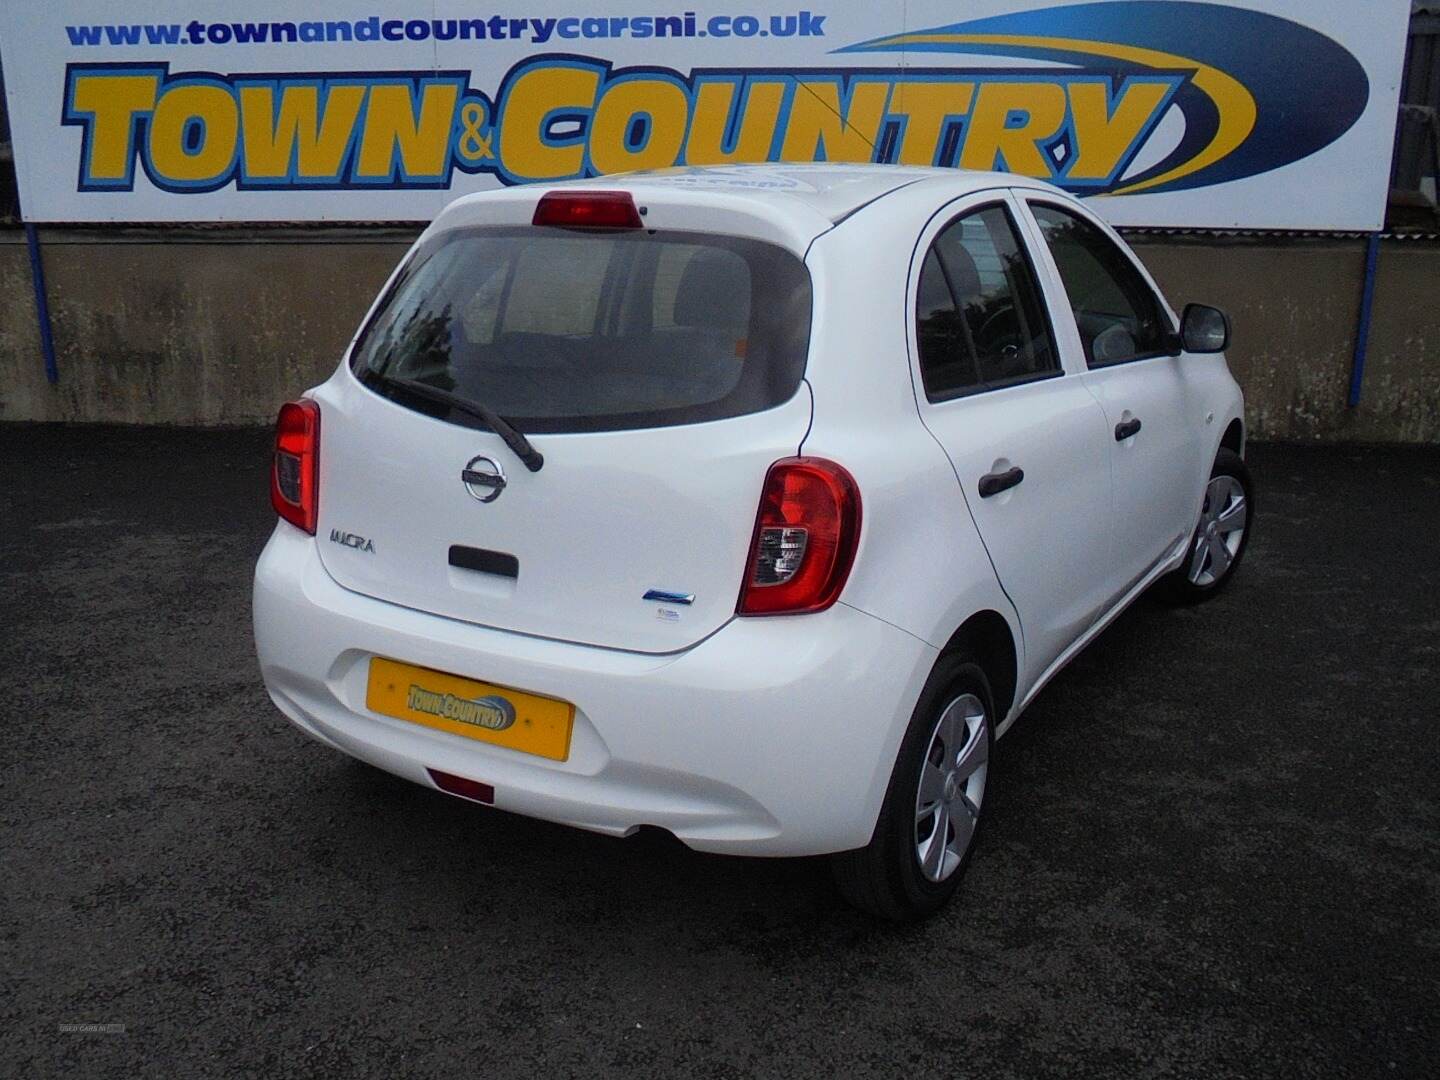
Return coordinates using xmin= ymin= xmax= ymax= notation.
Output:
xmin=915 ymin=693 xmax=989 ymax=883
xmin=1187 ymin=474 xmax=1248 ymax=587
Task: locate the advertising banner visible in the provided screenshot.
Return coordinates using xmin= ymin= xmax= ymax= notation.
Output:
xmin=0 ymin=1 xmax=1412 ymax=227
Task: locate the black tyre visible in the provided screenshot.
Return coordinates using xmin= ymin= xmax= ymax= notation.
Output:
xmin=831 ymin=654 xmax=994 ymax=921
xmin=1160 ymin=447 xmax=1254 ymax=605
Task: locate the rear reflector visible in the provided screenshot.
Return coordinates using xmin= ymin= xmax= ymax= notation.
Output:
xmin=427 ymin=768 xmax=495 ymax=804
xmin=738 ymin=458 xmax=861 ymax=616
xmin=271 ymin=399 xmax=319 ymax=534
xmin=533 ymin=190 xmax=643 ymax=230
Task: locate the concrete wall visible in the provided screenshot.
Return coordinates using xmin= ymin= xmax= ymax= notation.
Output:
xmin=0 ymin=228 xmax=416 ymax=426
xmin=2 ymin=227 xmax=1437 ymax=440
xmin=1129 ymin=234 xmax=1440 ymax=443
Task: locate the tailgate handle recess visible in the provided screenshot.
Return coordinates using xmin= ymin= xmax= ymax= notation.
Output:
xmin=449 ymin=545 xmax=519 ymax=578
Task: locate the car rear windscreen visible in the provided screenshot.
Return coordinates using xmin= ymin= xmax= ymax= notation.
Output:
xmin=350 ymin=226 xmax=813 ymax=433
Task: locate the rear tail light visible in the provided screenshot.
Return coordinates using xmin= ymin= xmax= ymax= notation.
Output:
xmin=532 ymin=190 xmax=643 ymax=230
xmin=738 ymin=458 xmax=861 ymax=616
xmin=271 ymin=399 xmax=319 ymax=534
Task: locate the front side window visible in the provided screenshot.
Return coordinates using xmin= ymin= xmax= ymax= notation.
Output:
xmin=915 ymin=204 xmax=1058 ymax=401
xmin=1030 ymin=204 xmax=1173 ymax=367
xmin=351 ymin=227 xmax=812 ymax=433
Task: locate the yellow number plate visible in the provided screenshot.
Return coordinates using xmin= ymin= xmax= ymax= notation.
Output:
xmin=365 ymin=657 xmax=574 ymax=762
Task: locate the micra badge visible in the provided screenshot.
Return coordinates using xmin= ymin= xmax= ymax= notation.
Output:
xmin=329 ymin=528 xmax=375 ymax=553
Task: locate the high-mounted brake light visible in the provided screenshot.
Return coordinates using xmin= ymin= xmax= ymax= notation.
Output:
xmin=271 ymin=399 xmax=320 ymax=534
xmin=738 ymin=458 xmax=862 ymax=616
xmin=532 ymin=190 xmax=643 ymax=230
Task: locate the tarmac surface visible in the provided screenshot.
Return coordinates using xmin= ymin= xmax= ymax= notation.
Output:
xmin=2 ymin=426 xmax=1437 ymax=1079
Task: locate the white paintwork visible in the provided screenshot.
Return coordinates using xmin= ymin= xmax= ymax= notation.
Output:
xmin=1012 ymin=194 xmax=1218 ymax=594
xmin=314 ymin=378 xmax=812 ymax=653
xmin=255 ymin=522 xmax=937 ymax=856
xmin=254 ymin=164 xmax=1245 ymax=855
xmin=897 ymin=188 xmax=1117 ymax=690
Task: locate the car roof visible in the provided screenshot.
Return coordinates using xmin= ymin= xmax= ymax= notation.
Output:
xmin=431 ymin=164 xmax=1068 ymax=257
xmin=561 ymin=164 xmax=1058 ymax=224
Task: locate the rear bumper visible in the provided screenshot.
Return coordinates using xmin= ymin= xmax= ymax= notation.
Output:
xmin=252 ymin=523 xmax=937 ymax=856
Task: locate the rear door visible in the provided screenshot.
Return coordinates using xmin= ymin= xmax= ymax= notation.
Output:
xmin=1019 ymin=199 xmax=1204 ymax=587
xmin=907 ymin=192 xmax=1115 ymax=683
xmin=312 ymin=214 xmax=815 ymax=654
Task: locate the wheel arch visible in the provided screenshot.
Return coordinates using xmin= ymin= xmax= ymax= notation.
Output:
xmin=1220 ymin=417 xmax=1245 ymax=457
xmin=941 ymin=610 xmax=1019 ymax=726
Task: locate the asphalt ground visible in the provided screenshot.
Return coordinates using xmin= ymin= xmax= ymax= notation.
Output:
xmin=1 ymin=426 xmax=1437 ymax=1079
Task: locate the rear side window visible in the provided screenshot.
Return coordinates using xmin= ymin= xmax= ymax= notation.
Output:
xmin=1029 ymin=204 xmax=1173 ymax=367
xmin=351 ymin=227 xmax=811 ymax=433
xmin=915 ymin=204 xmax=1058 ymax=401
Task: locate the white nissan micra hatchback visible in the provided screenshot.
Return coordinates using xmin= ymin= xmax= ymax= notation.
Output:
xmin=254 ymin=164 xmax=1252 ymax=920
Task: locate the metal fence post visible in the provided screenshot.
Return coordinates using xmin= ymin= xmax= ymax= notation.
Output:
xmin=22 ymin=222 xmax=59 ymax=384
xmin=1347 ymin=233 xmax=1382 ymax=408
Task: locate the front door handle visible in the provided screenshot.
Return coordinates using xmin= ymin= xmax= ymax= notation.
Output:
xmin=1115 ymin=417 xmax=1143 ymax=441
xmin=978 ymin=466 xmax=1025 ymax=498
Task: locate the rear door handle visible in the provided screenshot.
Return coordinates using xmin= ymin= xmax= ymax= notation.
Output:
xmin=978 ymin=466 xmax=1024 ymax=498
xmin=1115 ymin=417 xmax=1143 ymax=441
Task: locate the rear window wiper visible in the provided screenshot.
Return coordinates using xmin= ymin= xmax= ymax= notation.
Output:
xmin=361 ymin=369 xmax=544 ymax=473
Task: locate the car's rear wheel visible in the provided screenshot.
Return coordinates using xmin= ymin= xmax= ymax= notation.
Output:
xmin=1161 ymin=447 xmax=1253 ymax=604
xmin=831 ymin=655 xmax=994 ymax=921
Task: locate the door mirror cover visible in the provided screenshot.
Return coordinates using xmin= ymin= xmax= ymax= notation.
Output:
xmin=1180 ymin=303 xmax=1231 ymax=353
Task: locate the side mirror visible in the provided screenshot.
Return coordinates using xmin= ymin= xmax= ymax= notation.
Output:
xmin=1180 ymin=303 xmax=1231 ymax=353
